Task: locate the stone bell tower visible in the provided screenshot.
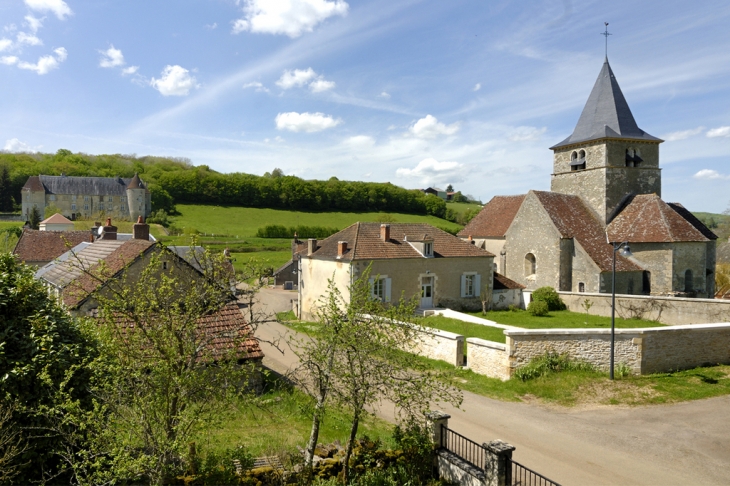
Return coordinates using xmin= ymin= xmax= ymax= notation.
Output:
xmin=549 ymin=59 xmax=663 ymax=225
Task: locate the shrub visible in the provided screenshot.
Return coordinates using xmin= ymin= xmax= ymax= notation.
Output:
xmin=531 ymin=286 xmax=566 ymax=311
xmin=527 ymin=300 xmax=549 ymax=316
xmin=256 ymin=224 xmax=340 ymax=239
xmin=513 ymin=351 xmax=595 ymax=381
xmin=146 ymin=208 xmax=170 ymax=226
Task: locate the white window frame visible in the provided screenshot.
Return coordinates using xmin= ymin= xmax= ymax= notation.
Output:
xmin=461 ymin=272 xmax=481 ymax=298
xmin=369 ymin=275 xmax=392 ymax=303
xmin=424 ymin=242 xmax=433 ymax=257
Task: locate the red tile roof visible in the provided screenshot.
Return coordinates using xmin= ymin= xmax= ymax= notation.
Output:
xmin=458 ymin=195 xmax=526 ymax=238
xmin=22 ymin=175 xmax=45 ymax=192
xmin=607 ymin=194 xmax=711 ymax=243
xmin=13 ymin=229 xmax=91 ymax=263
xmin=533 ymin=191 xmax=641 ymax=272
xmin=40 ymin=213 xmax=73 ymax=224
xmin=494 ymin=272 xmax=525 ymax=290
xmin=311 ymin=222 xmax=493 ymax=261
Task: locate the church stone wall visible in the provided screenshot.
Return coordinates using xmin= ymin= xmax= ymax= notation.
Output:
xmin=551 ymin=167 xmax=606 ymax=223
xmin=570 ymin=241 xmax=602 ymax=293
xmin=504 ymin=193 xmax=563 ymax=290
xmin=628 ymin=243 xmax=673 ymax=294
xmin=672 ymin=241 xmax=710 ymax=296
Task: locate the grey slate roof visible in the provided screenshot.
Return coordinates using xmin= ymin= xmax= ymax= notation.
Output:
xmin=551 ymin=59 xmax=661 ymax=149
xmin=29 ymin=175 xmax=146 ymax=196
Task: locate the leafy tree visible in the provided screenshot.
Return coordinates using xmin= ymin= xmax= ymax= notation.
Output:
xmin=0 ymin=166 xmax=14 ymax=212
xmin=531 ymin=286 xmax=566 ymax=311
xmin=43 ymin=202 xmax=63 ymax=218
xmin=28 ymin=206 xmax=41 ymax=229
xmin=148 ymin=183 xmax=176 ymax=213
xmin=0 ymin=253 xmax=99 ymax=482
xmin=446 ymin=184 xmax=454 ymax=192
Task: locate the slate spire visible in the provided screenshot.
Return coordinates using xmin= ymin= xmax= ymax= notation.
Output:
xmin=551 ymin=59 xmax=660 ymax=149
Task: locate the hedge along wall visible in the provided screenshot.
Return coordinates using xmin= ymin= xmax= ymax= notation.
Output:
xmin=559 ymin=291 xmax=730 ymax=325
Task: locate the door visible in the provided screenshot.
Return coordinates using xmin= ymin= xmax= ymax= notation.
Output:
xmin=421 ymin=276 xmax=434 ymax=308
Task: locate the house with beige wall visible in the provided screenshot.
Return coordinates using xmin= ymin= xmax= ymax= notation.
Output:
xmin=299 ymin=222 xmax=495 ymax=321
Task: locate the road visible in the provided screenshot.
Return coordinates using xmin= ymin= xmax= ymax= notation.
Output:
xmin=252 ymin=287 xmax=730 ymax=485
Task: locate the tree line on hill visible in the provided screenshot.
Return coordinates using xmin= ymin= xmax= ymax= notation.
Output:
xmin=0 ymin=150 xmax=450 ymax=218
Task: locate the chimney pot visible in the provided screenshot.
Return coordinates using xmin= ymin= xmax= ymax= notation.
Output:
xmin=308 ymin=238 xmax=317 ymax=256
xmin=337 ymin=241 xmax=348 ymax=257
xmin=137 ymin=215 xmax=144 ymax=223
xmin=106 ymin=218 xmax=112 ymax=227
xmin=380 ymin=224 xmax=390 ymax=242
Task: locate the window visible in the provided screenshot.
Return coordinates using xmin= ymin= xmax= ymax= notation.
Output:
xmin=571 ymin=150 xmax=586 ymax=171
xmin=107 ymin=196 xmax=113 ymax=202
xmin=369 ymin=276 xmax=391 ymax=302
xmin=424 ymin=242 xmax=433 ymax=257
xmin=84 ymin=196 xmax=90 ymax=202
xmin=84 ymin=204 xmax=89 ymax=211
xmin=71 ymin=204 xmax=76 ymax=211
xmin=99 ymin=203 xmax=104 ymax=210
xmin=461 ymin=273 xmax=481 ymax=298
xmin=121 ymin=196 xmax=126 ymax=202
xmin=163 ymin=261 xmax=168 ymax=270
xmin=524 ymin=253 xmax=536 ymax=276
xmin=72 ymin=195 xmax=77 ymax=201
xmin=578 ymin=282 xmax=585 ymax=293
xmin=49 ymin=195 xmax=56 ymax=201
xmin=684 ymin=269 xmax=693 ymax=293
xmin=626 ymin=148 xmax=643 ymax=167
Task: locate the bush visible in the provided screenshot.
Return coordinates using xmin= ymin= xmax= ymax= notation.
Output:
xmin=527 ymin=300 xmax=549 ymax=316
xmin=146 ymin=209 xmax=170 ymax=226
xmin=513 ymin=351 xmax=595 ymax=381
xmin=256 ymin=224 xmax=340 ymax=239
xmin=531 ymin=286 xmax=566 ymax=311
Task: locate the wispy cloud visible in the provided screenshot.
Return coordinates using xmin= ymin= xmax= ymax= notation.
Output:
xmin=3 ymin=137 xmax=41 ymax=152
xmin=662 ymin=126 xmax=705 ymax=141
xmin=17 ymin=47 xmax=66 ymax=75
xmin=243 ymin=81 xmax=269 ymax=92
xmin=24 ymin=0 xmax=73 ymax=21
xmin=473 ymin=83 xmax=481 ymax=91
xmin=232 ymin=0 xmax=349 ymax=38
xmin=396 ymin=157 xmax=468 ymax=186
xmin=693 ymin=169 xmax=730 ymax=180
xmin=275 ymin=112 xmax=342 ymax=132
xmin=707 ymin=126 xmax=730 ymax=138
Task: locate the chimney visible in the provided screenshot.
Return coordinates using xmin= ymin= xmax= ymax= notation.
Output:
xmin=380 ymin=224 xmax=390 ymax=242
xmin=100 ymin=218 xmax=118 ymax=241
xmin=308 ymin=238 xmax=317 ymax=256
xmin=133 ymin=215 xmax=150 ymax=241
xmin=468 ymin=235 xmax=474 ymax=245
xmin=337 ymin=241 xmax=348 ymax=258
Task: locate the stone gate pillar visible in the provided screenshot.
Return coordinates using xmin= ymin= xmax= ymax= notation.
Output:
xmin=484 ymin=439 xmax=516 ymax=486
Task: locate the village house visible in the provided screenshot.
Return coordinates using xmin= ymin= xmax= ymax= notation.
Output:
xmin=460 ymin=58 xmax=717 ymax=297
xmin=13 ymin=226 xmax=91 ymax=267
xmin=21 ymin=173 xmax=151 ymax=222
xmin=298 ymin=222 xmax=495 ymax=320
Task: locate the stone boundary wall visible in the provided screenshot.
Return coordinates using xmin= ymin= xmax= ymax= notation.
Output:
xmin=559 ymin=291 xmax=730 ymax=325
xmin=411 ymin=325 xmax=465 ymax=367
xmin=466 ymin=338 xmax=510 ymax=380
xmin=435 ymin=308 xmax=516 ymax=330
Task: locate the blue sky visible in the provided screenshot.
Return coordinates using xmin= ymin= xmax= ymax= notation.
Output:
xmin=1 ymin=0 xmax=730 ymax=213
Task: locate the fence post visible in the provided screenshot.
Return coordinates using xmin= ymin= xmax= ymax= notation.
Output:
xmin=425 ymin=410 xmax=450 ymax=448
xmin=483 ymin=440 xmax=515 ymax=486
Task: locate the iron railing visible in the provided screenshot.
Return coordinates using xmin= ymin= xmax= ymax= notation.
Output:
xmin=440 ymin=424 xmax=486 ymax=470
xmin=511 ymin=459 xmax=561 ymax=486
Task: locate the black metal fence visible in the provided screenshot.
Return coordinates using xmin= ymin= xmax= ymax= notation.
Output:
xmin=511 ymin=459 xmax=561 ymax=486
xmin=440 ymin=423 xmax=486 ymax=470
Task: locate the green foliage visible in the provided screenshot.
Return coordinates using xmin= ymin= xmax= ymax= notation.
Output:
xmin=513 ymin=352 xmax=595 ymax=382
xmin=43 ymin=202 xmax=63 ymax=218
xmin=0 ymin=166 xmax=14 ymax=212
xmin=29 ymin=206 xmax=41 ymax=229
xmin=0 ymin=253 xmax=99 ymax=482
xmin=531 ymin=286 xmax=566 ymax=311
xmin=146 ymin=209 xmax=171 ymax=226
xmin=527 ymin=300 xmax=549 ymax=316
xmin=183 ymin=444 xmax=254 ymax=485
xmin=149 ymin=184 xmax=176 ymax=213
xmin=391 ymin=421 xmax=434 ymax=483
xmin=256 ymin=224 xmax=340 ymax=239
xmin=615 ymin=362 xmax=632 ymax=379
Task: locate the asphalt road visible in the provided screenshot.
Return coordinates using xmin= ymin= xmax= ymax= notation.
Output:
xmin=252 ymin=287 xmax=730 ymax=486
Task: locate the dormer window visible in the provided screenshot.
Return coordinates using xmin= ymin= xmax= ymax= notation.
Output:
xmin=424 ymin=242 xmax=433 ymax=257
xmin=570 ymin=150 xmax=586 ymax=171
xmin=626 ymin=148 xmax=642 ymax=167
xmin=404 ymin=235 xmax=434 ymax=258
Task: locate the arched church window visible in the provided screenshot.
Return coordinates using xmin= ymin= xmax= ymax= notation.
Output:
xmin=570 ymin=150 xmax=586 ymax=171
xmin=626 ymin=148 xmax=642 ymax=167
xmin=684 ymin=269 xmax=693 ymax=293
xmin=524 ymin=253 xmax=536 ymax=276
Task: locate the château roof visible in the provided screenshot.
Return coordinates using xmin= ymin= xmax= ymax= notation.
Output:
xmin=458 ymin=195 xmax=526 ymax=238
xmin=127 ymin=173 xmax=144 ymax=189
xmin=22 ymin=175 xmax=146 ymax=196
xmin=551 ymin=59 xmax=661 ymax=149
xmin=309 ymin=222 xmax=494 ymax=261
xmin=607 ymin=194 xmax=715 ymax=243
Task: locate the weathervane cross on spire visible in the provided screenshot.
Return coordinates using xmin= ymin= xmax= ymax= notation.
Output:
xmin=601 ymin=22 xmax=612 ymax=58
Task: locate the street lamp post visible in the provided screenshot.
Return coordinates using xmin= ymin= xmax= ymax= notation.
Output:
xmin=610 ymin=241 xmax=632 ymax=380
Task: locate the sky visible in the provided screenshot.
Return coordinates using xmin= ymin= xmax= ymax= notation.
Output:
xmin=1 ymin=0 xmax=730 ymax=213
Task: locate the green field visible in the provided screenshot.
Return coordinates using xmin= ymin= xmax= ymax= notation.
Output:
xmin=445 ymin=201 xmax=482 ymax=215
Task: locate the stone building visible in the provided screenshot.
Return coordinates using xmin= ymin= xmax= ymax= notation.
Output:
xmin=21 ymin=173 xmax=151 ymax=222
xmin=460 ymin=59 xmax=717 ymax=297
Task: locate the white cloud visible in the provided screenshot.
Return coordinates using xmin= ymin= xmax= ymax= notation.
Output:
xmin=122 ymin=65 xmax=139 ymax=76
xmin=17 ymin=46 xmax=66 ymax=74
xmin=508 ymin=126 xmax=547 ymax=142
xmin=0 ymin=39 xmax=13 ymax=52
xmin=473 ymin=83 xmax=481 ymax=91
xmin=276 ymin=68 xmax=317 ymax=89
xmin=275 ymin=111 xmax=342 ymax=132
xmin=0 ymin=56 xmax=18 ymax=65
xmin=17 ymin=32 xmax=42 ymax=46
xmin=409 ymin=115 xmax=460 ymax=139
xmin=3 ymin=138 xmax=40 ymax=152
xmin=378 ymin=91 xmax=390 ymax=99
xmin=150 ymin=65 xmax=199 ymax=96
xmin=396 ymin=157 xmax=468 ymax=185
xmin=99 ymin=45 xmax=125 ymax=68
xmin=343 ymin=135 xmax=375 ymax=147
xmin=662 ymin=126 xmax=705 ymax=142
xmin=693 ymin=169 xmax=730 ymax=180
xmin=309 ymin=78 xmax=335 ymax=92
xmin=243 ymin=81 xmax=269 ymax=92
xmin=24 ymin=15 xmax=43 ymax=33
xmin=232 ymin=0 xmax=349 ymax=38
xmin=707 ymin=126 xmax=730 ymax=138
xmin=205 ymin=22 xmax=218 ymax=30
xmin=24 ymin=0 xmax=72 ymax=20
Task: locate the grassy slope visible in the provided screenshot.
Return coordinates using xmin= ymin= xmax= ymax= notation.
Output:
xmin=445 ymin=202 xmax=482 ymax=215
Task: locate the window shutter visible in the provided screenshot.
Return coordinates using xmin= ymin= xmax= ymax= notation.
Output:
xmin=474 ymin=274 xmax=481 ymax=298
xmin=460 ymin=274 xmax=467 ymax=298
xmin=368 ymin=277 xmax=375 ymax=299
xmin=385 ymin=278 xmax=392 ymax=302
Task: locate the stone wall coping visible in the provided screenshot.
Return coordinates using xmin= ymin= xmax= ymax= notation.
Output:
xmin=504 ymin=322 xmax=730 ymax=337
xmin=466 ymin=337 xmax=507 ymax=350
xmin=436 ymin=308 xmax=518 ymax=330
xmin=558 ymin=291 xmax=730 ymax=306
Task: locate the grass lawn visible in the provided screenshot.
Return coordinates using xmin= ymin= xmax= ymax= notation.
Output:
xmin=231 ymin=250 xmax=292 ymax=272
xmin=445 ymin=202 xmax=482 ymax=215
xmin=419 ymin=315 xmax=508 ymax=343
xmin=201 ymin=373 xmax=395 ymax=457
xmin=468 ymin=309 xmax=663 ymax=329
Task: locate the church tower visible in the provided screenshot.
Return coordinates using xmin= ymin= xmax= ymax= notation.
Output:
xmin=550 ymin=59 xmax=663 ymax=225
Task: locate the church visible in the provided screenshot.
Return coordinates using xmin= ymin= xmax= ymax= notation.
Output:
xmin=459 ymin=58 xmax=717 ymax=298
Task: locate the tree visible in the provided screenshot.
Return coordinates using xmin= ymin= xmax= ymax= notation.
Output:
xmin=293 ymin=269 xmax=462 ymax=482
xmin=28 ymin=205 xmax=41 ymax=229
xmin=0 ymin=165 xmax=14 ymax=212
xmin=43 ymin=202 xmax=63 ymax=218
xmin=0 ymin=253 xmax=99 ymax=483
xmin=446 ymin=184 xmax=454 ymax=192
